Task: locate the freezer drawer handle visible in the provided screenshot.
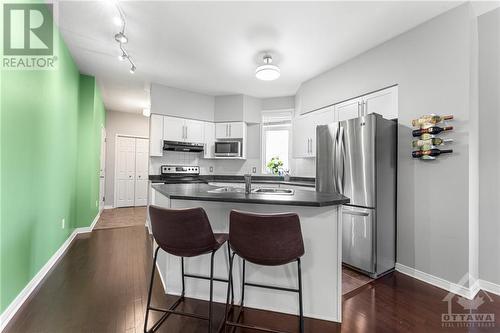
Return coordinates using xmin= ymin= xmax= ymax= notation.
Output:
xmin=342 ymin=210 xmax=370 ymax=217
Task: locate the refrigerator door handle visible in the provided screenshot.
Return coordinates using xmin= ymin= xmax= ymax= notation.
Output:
xmin=343 ymin=210 xmax=370 ymax=217
xmin=337 ymin=126 xmax=345 ymax=193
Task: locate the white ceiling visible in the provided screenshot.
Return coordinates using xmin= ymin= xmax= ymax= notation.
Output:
xmin=55 ymin=1 xmax=463 ymax=114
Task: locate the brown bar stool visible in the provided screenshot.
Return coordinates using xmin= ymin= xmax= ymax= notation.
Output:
xmin=223 ymin=210 xmax=305 ymax=333
xmin=144 ymin=205 xmax=232 ymax=333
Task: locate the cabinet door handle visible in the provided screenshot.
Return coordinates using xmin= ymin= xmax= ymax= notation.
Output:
xmin=185 ymin=125 xmax=188 ymax=139
xmin=229 ymin=124 xmax=231 ymax=137
xmin=358 ymin=101 xmax=361 ymax=118
xmin=363 ymin=101 xmax=367 ymax=116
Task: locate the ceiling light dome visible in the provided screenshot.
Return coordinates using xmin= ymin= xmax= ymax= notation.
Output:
xmin=255 ymin=55 xmax=280 ymax=81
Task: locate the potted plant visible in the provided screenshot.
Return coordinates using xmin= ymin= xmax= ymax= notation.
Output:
xmin=267 ymin=156 xmax=284 ymax=175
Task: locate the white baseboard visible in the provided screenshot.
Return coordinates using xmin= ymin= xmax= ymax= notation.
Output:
xmin=479 ymin=279 xmax=500 ymax=296
xmin=395 ymin=263 xmax=479 ymax=299
xmin=0 ymin=212 xmax=100 ymax=331
xmin=103 ymin=205 xmax=114 ymax=210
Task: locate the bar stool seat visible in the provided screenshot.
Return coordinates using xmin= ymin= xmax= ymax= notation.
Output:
xmin=223 ymin=210 xmax=305 ymax=333
xmin=144 ymin=205 xmax=232 ymax=333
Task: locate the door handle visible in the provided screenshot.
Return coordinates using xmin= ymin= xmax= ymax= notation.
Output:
xmin=337 ymin=126 xmax=345 ymax=193
xmin=342 ymin=210 xmax=370 ymax=217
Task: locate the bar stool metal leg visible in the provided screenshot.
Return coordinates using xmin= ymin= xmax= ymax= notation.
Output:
xmin=208 ymin=250 xmax=216 ymax=333
xmin=297 ymin=258 xmax=304 ymax=333
xmin=144 ymin=247 xmax=160 ymax=333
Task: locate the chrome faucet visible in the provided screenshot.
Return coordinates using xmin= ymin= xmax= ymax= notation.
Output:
xmin=244 ymin=174 xmax=252 ymax=194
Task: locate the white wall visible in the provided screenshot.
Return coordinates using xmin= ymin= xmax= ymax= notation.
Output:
xmin=294 ymin=4 xmax=478 ymax=285
xmin=262 ymin=96 xmax=295 ymax=111
xmin=478 ymin=8 xmax=500 ymax=286
xmin=105 ymin=110 xmax=149 ymax=207
xmin=151 ymin=84 xmax=215 ymax=121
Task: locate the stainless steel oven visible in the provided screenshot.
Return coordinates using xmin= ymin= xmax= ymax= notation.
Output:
xmin=214 ymin=141 xmax=241 ymax=157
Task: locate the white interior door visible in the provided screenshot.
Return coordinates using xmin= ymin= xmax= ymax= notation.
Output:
xmin=116 ymin=136 xmax=136 ymax=207
xmin=99 ymin=127 xmax=106 ymax=210
xmin=135 ymin=138 xmax=149 ymax=206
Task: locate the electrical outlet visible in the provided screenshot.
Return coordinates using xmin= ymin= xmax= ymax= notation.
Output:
xmin=252 ymin=167 xmax=257 ymax=173
xmin=61 ymin=218 xmax=65 ymax=229
xmin=209 ymin=166 xmax=214 ymax=173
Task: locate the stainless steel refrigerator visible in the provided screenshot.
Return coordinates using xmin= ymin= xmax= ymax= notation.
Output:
xmin=316 ymin=113 xmax=396 ymax=278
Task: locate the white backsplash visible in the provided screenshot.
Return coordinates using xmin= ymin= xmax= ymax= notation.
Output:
xmin=150 ymin=152 xmax=315 ymax=177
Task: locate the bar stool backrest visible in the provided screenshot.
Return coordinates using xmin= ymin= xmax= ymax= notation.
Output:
xmin=229 ymin=210 xmax=305 ymax=266
xmin=149 ymin=205 xmax=218 ymax=257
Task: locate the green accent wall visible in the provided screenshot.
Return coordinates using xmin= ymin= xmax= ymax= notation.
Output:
xmin=0 ymin=4 xmax=105 ymax=313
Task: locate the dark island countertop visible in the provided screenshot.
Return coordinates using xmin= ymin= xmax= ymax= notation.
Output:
xmin=149 ymin=175 xmax=316 ymax=187
xmin=152 ymin=183 xmax=349 ymax=207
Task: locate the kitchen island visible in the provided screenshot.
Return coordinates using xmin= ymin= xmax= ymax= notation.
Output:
xmin=149 ymin=183 xmax=349 ymax=323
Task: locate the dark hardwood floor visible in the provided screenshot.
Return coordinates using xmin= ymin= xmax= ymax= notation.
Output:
xmin=4 ymin=225 xmax=500 ymax=333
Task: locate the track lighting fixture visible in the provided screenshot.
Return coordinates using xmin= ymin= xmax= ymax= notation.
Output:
xmin=111 ymin=2 xmax=136 ymax=73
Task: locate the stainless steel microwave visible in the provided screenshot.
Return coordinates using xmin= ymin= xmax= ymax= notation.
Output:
xmin=214 ymin=141 xmax=241 ymax=157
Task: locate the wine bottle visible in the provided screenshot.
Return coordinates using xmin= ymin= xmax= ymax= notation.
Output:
xmin=412 ymin=137 xmax=453 ymax=148
xmin=412 ymin=148 xmax=453 ymax=158
xmin=412 ymin=115 xmax=453 ymax=127
xmin=412 ymin=126 xmax=453 ymax=137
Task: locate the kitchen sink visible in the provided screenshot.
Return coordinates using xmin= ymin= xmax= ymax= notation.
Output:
xmin=252 ymin=188 xmax=294 ymax=195
xmin=207 ymin=187 xmax=245 ymax=193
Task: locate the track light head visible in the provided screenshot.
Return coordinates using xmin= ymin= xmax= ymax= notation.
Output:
xmin=129 ymin=65 xmax=136 ymax=74
xmin=114 ymin=32 xmax=128 ymax=44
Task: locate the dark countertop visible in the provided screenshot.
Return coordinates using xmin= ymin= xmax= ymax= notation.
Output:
xmin=152 ymin=183 xmax=349 ymax=207
xmin=149 ymin=174 xmax=316 ymax=187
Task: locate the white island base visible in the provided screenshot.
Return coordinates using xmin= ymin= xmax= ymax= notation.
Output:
xmin=151 ymin=192 xmax=342 ymax=323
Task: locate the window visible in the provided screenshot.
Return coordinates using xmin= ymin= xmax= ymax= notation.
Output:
xmin=262 ymin=110 xmax=292 ymax=174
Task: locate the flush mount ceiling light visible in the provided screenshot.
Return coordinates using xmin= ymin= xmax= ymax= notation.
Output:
xmin=255 ymin=55 xmax=280 ymax=81
xmin=114 ymin=32 xmax=128 ymax=44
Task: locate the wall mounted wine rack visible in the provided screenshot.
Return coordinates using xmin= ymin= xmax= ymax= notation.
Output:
xmin=411 ymin=114 xmax=454 ymax=160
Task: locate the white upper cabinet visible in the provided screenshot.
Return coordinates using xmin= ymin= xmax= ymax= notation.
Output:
xmin=334 ymin=97 xmax=363 ymax=122
xmin=184 ymin=119 xmax=205 ymax=143
xmin=293 ymin=107 xmax=334 ymax=158
xmin=149 ymin=114 xmax=164 ymax=157
xmin=334 ymin=86 xmax=398 ymax=121
xmin=163 ymin=116 xmax=205 ymax=143
xmin=163 ymin=116 xmax=185 ymax=142
xmin=362 ymin=86 xmax=398 ymax=119
xmin=215 ymin=122 xmax=245 ymax=139
xmin=203 ymin=122 xmax=215 ymax=158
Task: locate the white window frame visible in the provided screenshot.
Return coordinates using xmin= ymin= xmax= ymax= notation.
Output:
xmin=261 ymin=123 xmax=292 ymax=174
